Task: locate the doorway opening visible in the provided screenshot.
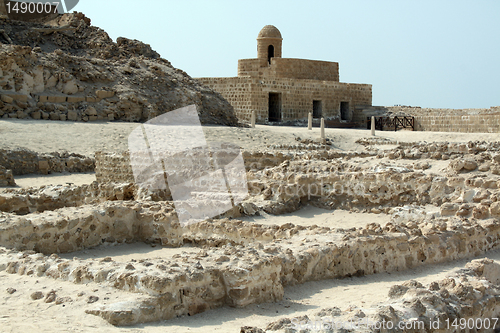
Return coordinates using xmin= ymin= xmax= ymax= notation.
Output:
xmin=313 ymin=100 xmax=322 ymax=118
xmin=268 ymin=93 xmax=281 ymax=122
xmin=340 ymin=101 xmax=350 ymax=121
xmin=268 ymin=45 xmax=274 ymax=64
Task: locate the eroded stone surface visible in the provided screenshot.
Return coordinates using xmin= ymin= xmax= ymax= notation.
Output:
xmin=258 ymin=258 xmax=500 ymax=332
xmin=0 ymin=13 xmax=238 ymax=125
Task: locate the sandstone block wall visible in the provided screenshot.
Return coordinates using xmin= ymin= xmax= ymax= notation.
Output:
xmin=415 ymin=114 xmax=500 ymax=133
xmin=197 ymin=76 xmax=372 ymax=123
xmin=238 ymin=58 xmax=340 ymax=82
xmin=354 ymin=106 xmax=500 ymax=133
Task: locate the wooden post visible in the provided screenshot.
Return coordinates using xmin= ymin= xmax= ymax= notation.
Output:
xmin=320 ymin=118 xmax=325 ymax=142
xmin=371 ymin=116 xmax=375 ymax=136
xmin=308 ymin=112 xmax=312 ymax=130
xmin=251 ymin=111 xmax=256 ymax=128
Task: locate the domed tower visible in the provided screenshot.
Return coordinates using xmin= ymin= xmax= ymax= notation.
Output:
xmin=257 ymin=25 xmax=282 ymax=65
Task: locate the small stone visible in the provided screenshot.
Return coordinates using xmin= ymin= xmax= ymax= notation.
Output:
xmin=6 ymin=288 xmax=16 ymax=294
xmin=44 ymin=290 xmax=57 ymax=303
xmin=388 ymin=285 xmax=409 ymax=298
xmin=30 ymin=291 xmax=44 ymax=300
xmin=478 ymin=163 xmax=491 ymax=172
xmin=87 ymin=295 xmax=99 ymax=304
xmin=16 ymin=110 xmax=27 ymax=119
xmin=56 ymin=296 xmax=72 ymax=305
xmin=100 ymin=257 xmax=113 ymax=263
xmin=1 ymin=95 xmax=13 ymax=103
xmin=31 ymin=111 xmax=41 ymax=120
xmin=67 ymin=110 xmax=78 ymax=121
xmin=86 ymin=106 xmax=97 ymax=116
xmin=463 ymin=160 xmax=478 ymax=171
xmin=49 ymin=112 xmax=60 ymax=120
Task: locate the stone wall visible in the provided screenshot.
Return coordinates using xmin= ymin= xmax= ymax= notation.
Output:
xmin=0 ymin=165 xmax=14 ymax=187
xmin=0 ymin=148 xmax=94 ymax=176
xmin=354 ymin=106 xmax=500 ymax=133
xmin=261 ymin=258 xmax=500 ymax=332
xmin=0 ymin=182 xmax=140 ymax=215
xmin=2 ymin=201 xmax=500 ymax=325
xmin=388 ymin=106 xmax=500 ymax=133
xmin=197 ymin=76 xmax=372 ymax=123
xmin=95 ymin=151 xmax=133 ymax=184
xmin=415 ymin=114 xmax=500 ymax=133
xmin=238 ymin=58 xmax=339 ymax=82
xmin=95 ymin=150 xmax=291 ymax=185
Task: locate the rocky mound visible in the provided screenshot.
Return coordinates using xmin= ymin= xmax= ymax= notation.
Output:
xmin=0 ymin=13 xmax=239 ymax=125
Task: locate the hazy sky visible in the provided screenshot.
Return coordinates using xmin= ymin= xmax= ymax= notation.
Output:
xmin=75 ymin=1 xmax=499 ymax=109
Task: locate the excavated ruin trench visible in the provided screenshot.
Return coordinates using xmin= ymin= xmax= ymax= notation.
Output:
xmin=2 ymin=140 xmax=500 ymax=330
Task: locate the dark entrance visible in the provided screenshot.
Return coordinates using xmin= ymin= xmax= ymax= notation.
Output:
xmin=313 ymin=100 xmax=322 ymax=118
xmin=268 ymin=45 xmax=274 ymax=64
xmin=340 ymin=101 xmax=350 ymax=121
xmin=268 ymin=93 xmax=281 ymax=122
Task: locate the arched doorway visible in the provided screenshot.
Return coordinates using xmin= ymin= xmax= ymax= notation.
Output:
xmin=268 ymin=45 xmax=274 ymax=64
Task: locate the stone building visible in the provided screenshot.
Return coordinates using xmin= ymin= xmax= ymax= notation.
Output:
xmin=197 ymin=25 xmax=372 ymax=124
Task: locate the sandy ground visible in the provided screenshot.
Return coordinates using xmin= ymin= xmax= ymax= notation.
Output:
xmin=2 ymin=119 xmax=500 ymax=156
xmin=2 ymin=119 xmax=500 ymax=332
xmin=240 ymin=205 xmax=391 ymax=229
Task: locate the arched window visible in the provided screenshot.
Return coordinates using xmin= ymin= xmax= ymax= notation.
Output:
xmin=268 ymin=45 xmax=274 ymax=64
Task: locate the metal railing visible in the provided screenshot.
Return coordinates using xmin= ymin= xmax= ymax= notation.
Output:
xmin=367 ymin=116 xmax=415 ymax=131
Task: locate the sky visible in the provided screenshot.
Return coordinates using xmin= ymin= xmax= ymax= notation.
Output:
xmin=74 ymin=0 xmax=499 ymax=109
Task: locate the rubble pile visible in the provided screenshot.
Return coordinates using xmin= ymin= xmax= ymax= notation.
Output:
xmin=0 ymin=13 xmax=238 ymax=125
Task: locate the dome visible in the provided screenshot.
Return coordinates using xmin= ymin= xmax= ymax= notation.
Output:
xmin=258 ymin=25 xmax=282 ymax=39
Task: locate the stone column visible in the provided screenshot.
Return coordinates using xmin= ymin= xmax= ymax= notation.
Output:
xmin=308 ymin=112 xmax=312 ymax=130
xmin=320 ymin=118 xmax=325 ymax=142
xmin=371 ymin=116 xmax=375 ymax=136
xmin=251 ymin=111 xmax=256 ymax=128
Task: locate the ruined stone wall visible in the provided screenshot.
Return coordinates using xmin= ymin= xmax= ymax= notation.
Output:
xmin=197 ymin=76 xmax=372 ymax=123
xmin=0 ymin=182 xmax=140 ymax=214
xmin=237 ymin=58 xmax=339 ymax=82
xmin=0 ymin=148 xmax=94 ymax=176
xmin=95 ymin=151 xmax=133 ymax=184
xmin=261 ymin=258 xmax=500 ymax=333
xmin=2 ymin=201 xmax=500 ymax=325
xmin=94 ymin=150 xmax=288 ymax=185
xmin=0 ymin=165 xmax=14 ymax=186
